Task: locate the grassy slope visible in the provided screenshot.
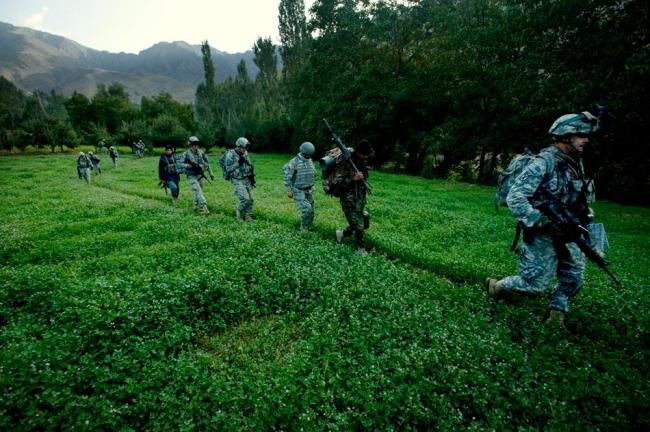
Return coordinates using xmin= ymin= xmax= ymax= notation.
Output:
xmin=0 ymin=153 xmax=648 ymax=430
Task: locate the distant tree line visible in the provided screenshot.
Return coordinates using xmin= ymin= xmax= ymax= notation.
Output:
xmin=1 ymin=0 xmax=647 ymax=204
xmin=0 ymin=78 xmax=197 ymax=153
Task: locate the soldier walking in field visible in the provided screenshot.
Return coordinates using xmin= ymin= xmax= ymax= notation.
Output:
xmin=109 ymin=146 xmax=119 ymax=166
xmin=182 ymin=136 xmax=213 ymax=213
xmin=76 ymin=151 xmax=93 ymax=184
xmin=159 ymin=144 xmax=181 ymax=204
xmin=486 ymin=111 xmax=602 ymax=327
xmin=88 ymin=151 xmax=101 ymax=175
xmin=334 ymin=139 xmax=371 ymax=256
xmin=283 ymin=142 xmax=316 ymax=232
xmin=223 ymin=137 xmax=255 ymax=221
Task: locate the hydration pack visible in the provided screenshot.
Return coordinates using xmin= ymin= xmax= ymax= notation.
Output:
xmin=494 ymin=148 xmax=537 ymax=208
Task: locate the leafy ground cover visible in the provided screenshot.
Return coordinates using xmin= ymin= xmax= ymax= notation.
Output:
xmin=1 ymin=153 xmax=648 ymax=430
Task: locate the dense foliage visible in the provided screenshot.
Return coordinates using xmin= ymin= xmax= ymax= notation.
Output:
xmin=277 ymin=0 xmax=650 ymax=204
xmin=0 ymin=153 xmax=648 ymax=429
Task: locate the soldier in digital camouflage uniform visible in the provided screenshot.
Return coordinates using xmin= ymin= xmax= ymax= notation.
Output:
xmin=486 ymin=111 xmax=600 ymax=327
xmin=88 ymin=151 xmax=101 ymax=175
xmin=335 ymin=139 xmax=371 ymax=256
xmin=109 ymin=146 xmax=119 ymax=166
xmin=159 ymin=143 xmax=181 ymax=204
xmin=182 ymin=136 xmax=213 ymax=213
xmin=224 ymin=137 xmax=255 ymax=221
xmin=283 ymin=142 xmax=316 ymax=232
xmin=76 ymin=151 xmax=92 ymax=184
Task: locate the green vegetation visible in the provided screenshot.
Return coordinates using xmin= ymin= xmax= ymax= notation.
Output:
xmin=1 ymin=153 xmax=648 ymax=430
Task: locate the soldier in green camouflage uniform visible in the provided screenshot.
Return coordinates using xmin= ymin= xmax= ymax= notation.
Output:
xmin=335 ymin=140 xmax=371 ymax=256
xmin=284 ymin=142 xmax=316 ymax=232
xmin=486 ymin=111 xmax=600 ymax=326
xmin=224 ymin=137 xmax=255 ymax=220
xmin=182 ymin=136 xmax=214 ymax=213
xmin=76 ymin=152 xmax=92 ymax=184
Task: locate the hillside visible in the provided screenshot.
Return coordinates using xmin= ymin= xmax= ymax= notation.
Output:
xmin=0 ymin=21 xmax=257 ymax=103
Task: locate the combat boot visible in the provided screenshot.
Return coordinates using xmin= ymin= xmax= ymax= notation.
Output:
xmin=199 ymin=206 xmax=210 ymax=214
xmin=236 ymin=210 xmax=244 ymax=220
xmin=336 ymin=229 xmax=344 ymax=244
xmin=356 ymin=247 xmax=368 ymax=257
xmin=300 ymin=227 xmax=310 ymax=234
xmin=545 ymin=310 xmax=566 ymax=329
xmin=244 ymin=214 xmax=253 ymax=222
xmin=485 ymin=278 xmax=502 ymax=298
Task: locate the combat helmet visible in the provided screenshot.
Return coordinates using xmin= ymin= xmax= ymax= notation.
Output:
xmin=188 ymin=136 xmax=200 ymax=146
xmin=235 ymin=137 xmax=250 ymax=148
xmin=549 ymin=111 xmax=599 ymax=138
xmin=299 ymin=141 xmax=315 ymax=157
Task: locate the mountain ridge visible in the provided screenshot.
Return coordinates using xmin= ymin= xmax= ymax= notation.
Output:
xmin=0 ymin=21 xmax=258 ymax=103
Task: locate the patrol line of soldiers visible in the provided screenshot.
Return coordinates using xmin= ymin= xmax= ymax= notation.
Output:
xmin=157 ymin=135 xmax=371 ymax=255
xmin=78 ymin=109 xmax=603 ymax=325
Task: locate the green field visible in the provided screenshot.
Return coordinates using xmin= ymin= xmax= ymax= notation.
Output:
xmin=1 ymin=153 xmax=648 ymax=430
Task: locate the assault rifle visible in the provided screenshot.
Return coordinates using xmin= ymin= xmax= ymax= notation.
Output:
xmin=323 ymin=118 xmax=372 ymax=193
xmin=188 ymin=161 xmax=212 ymax=183
xmin=532 ymin=197 xmax=621 ymax=286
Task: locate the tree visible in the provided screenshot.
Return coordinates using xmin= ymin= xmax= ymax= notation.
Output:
xmin=253 ymin=37 xmax=278 ymax=83
xmin=278 ymin=0 xmax=309 ymax=75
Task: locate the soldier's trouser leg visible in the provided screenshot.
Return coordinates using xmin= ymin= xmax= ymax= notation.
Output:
xmin=341 ymin=198 xmax=365 ymax=248
xmin=549 ymin=242 xmax=585 ymax=313
xmin=82 ymin=168 xmax=91 ymax=184
xmin=233 ymin=180 xmax=254 ymax=215
xmin=498 ymin=233 xmax=557 ymax=297
xmin=168 ymin=181 xmax=179 ymax=199
xmin=188 ymin=175 xmax=206 ymax=208
xmin=293 ymin=188 xmax=315 ymax=229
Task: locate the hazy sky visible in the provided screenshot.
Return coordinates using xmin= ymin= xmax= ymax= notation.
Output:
xmin=0 ymin=0 xmax=316 ymax=54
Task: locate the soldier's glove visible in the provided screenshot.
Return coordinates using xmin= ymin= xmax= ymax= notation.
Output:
xmin=162 ymin=180 xmax=168 ymax=186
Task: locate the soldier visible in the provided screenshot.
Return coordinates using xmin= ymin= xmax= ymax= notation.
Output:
xmin=109 ymin=146 xmax=119 ymax=166
xmin=76 ymin=151 xmax=92 ymax=184
xmin=159 ymin=143 xmax=181 ymax=204
xmin=136 ymin=140 xmax=145 ymax=158
xmin=283 ymin=142 xmax=316 ymax=232
xmin=485 ymin=111 xmax=600 ymax=327
xmin=96 ymin=140 xmax=106 ymax=153
xmin=334 ymin=139 xmax=371 ymax=256
xmin=223 ymin=137 xmax=255 ymax=221
xmin=88 ymin=151 xmax=101 ymax=175
xmin=182 ymin=136 xmax=213 ymax=213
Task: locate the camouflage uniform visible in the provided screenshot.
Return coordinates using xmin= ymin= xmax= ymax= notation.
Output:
xmin=76 ymin=153 xmax=92 ymax=184
xmin=89 ymin=153 xmax=101 ymax=175
xmin=182 ymin=147 xmax=213 ymax=211
xmin=497 ymin=146 xmax=592 ymax=313
xmin=284 ymin=153 xmax=316 ymax=230
xmin=224 ymin=149 xmax=254 ymax=218
xmin=336 ymin=152 xmax=369 ymax=248
xmin=109 ymin=147 xmax=119 ymax=166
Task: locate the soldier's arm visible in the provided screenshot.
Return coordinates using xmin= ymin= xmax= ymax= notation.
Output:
xmin=506 ymin=157 xmax=548 ymax=227
xmin=283 ymin=160 xmax=295 ymax=191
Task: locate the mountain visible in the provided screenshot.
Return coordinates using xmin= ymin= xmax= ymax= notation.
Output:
xmin=0 ymin=21 xmax=258 ymax=103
